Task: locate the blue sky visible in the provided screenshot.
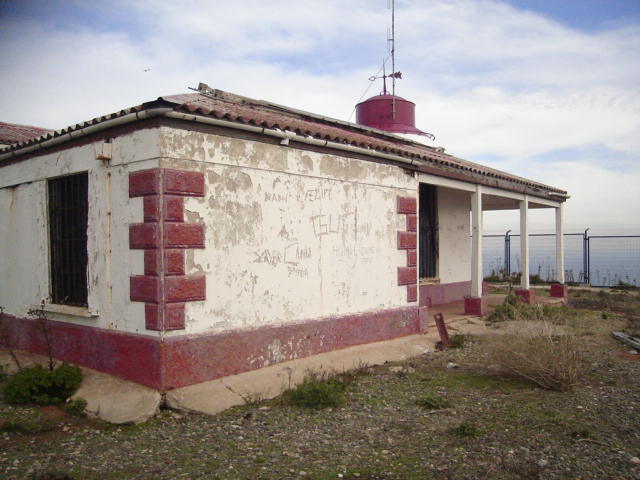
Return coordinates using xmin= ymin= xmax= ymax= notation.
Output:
xmin=1 ymin=0 xmax=639 ymax=234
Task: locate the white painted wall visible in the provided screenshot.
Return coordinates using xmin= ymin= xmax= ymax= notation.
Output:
xmin=0 ymin=123 xmax=478 ymax=339
xmin=436 ymin=186 xmax=471 ymax=283
xmin=0 ymin=128 xmax=161 ymax=336
xmin=160 ymin=127 xmax=416 ymax=335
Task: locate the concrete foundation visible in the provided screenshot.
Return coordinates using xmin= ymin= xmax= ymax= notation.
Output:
xmin=516 ymin=288 xmax=536 ymax=304
xmin=464 ymin=296 xmax=488 ymax=316
xmin=550 ymin=283 xmax=569 ymax=299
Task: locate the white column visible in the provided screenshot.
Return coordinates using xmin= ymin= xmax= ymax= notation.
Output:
xmin=555 ymin=204 xmax=565 ymax=284
xmin=520 ymin=195 xmax=530 ymax=290
xmin=471 ymin=185 xmax=483 ymax=297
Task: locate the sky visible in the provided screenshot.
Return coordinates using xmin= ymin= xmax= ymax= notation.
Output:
xmin=1 ymin=0 xmax=639 ymax=234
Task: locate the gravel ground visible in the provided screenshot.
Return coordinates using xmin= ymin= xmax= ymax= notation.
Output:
xmin=1 ymin=290 xmax=639 ymax=480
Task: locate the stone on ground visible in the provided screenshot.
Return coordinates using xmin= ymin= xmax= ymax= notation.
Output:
xmin=71 ymin=368 xmax=161 ymax=424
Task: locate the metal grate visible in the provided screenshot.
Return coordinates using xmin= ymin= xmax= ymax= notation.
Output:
xmin=419 ymin=183 xmax=438 ymax=278
xmin=48 ymin=172 xmax=89 ymax=306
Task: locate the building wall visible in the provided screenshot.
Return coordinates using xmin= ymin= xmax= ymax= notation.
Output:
xmin=158 ymin=126 xmax=418 ymax=336
xmin=0 ymin=128 xmax=162 ymax=336
xmin=0 ymin=122 xmax=481 ymax=388
xmin=437 ymin=186 xmax=471 ymax=283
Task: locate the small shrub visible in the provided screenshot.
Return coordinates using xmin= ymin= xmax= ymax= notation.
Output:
xmin=283 ymin=373 xmax=347 ymax=409
xmin=570 ymin=428 xmax=592 ymax=439
xmin=63 ymin=398 xmax=87 ymax=417
xmin=2 ymin=363 xmax=82 ymax=405
xmin=450 ymin=421 xmax=480 ymax=437
xmin=489 ymin=296 xmax=575 ymax=325
xmin=488 ymin=294 xmax=529 ymax=323
xmin=415 ymin=394 xmax=451 ymax=410
xmin=613 ymin=280 xmax=636 ymax=291
xmin=484 ymin=322 xmax=584 ymax=392
xmin=450 ymin=334 xmax=467 ymax=349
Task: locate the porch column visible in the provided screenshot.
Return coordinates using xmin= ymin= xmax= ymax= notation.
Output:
xmin=471 ymin=185 xmax=483 ymax=297
xmin=465 ymin=185 xmax=487 ymax=315
xmin=520 ymin=195 xmax=530 ymax=290
xmin=555 ymin=204 xmax=565 ymax=283
xmin=550 ymin=203 xmax=568 ymax=299
xmin=516 ymin=195 xmax=535 ymax=303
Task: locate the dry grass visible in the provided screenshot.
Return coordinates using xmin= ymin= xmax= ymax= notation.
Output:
xmin=484 ymin=321 xmax=585 ymax=392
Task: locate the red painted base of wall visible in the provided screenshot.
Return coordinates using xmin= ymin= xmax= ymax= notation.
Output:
xmin=516 ymin=288 xmax=536 ymax=304
xmin=550 ymin=283 xmax=568 ymax=299
xmin=420 ymin=281 xmax=470 ymax=307
xmin=464 ymin=296 xmax=488 ymax=316
xmin=0 ymin=314 xmax=162 ymax=388
xmin=1 ymin=306 xmax=424 ymax=391
xmin=419 ymin=281 xmax=490 ymax=307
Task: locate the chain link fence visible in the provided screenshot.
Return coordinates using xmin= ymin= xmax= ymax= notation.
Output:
xmin=483 ymin=231 xmax=640 ymax=287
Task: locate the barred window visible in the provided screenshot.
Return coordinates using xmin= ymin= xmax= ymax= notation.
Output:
xmin=419 ymin=183 xmax=438 ymax=279
xmin=48 ymin=172 xmax=89 ymax=306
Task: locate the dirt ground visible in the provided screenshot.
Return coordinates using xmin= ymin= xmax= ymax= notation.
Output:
xmin=1 ymin=289 xmax=639 ymax=480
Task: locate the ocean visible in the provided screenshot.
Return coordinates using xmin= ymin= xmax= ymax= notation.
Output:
xmin=482 ymin=233 xmax=640 ymax=287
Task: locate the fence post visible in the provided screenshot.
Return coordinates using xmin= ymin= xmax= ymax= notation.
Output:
xmin=504 ymin=230 xmax=511 ymax=277
xmin=583 ymin=228 xmax=590 ymax=285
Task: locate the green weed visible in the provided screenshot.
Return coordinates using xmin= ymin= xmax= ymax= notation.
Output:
xmin=282 ymin=372 xmax=347 ymax=409
xmin=450 ymin=421 xmax=480 ymax=438
xmin=0 ymin=412 xmax=57 ymax=434
xmin=63 ymin=398 xmax=87 ymax=417
xmin=450 ymin=334 xmax=467 ymax=349
xmin=414 ymin=394 xmax=451 ymax=410
xmin=2 ymin=363 xmax=82 ymax=405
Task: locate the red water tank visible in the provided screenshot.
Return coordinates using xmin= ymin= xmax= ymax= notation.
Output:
xmin=355 ymin=94 xmax=427 ymax=135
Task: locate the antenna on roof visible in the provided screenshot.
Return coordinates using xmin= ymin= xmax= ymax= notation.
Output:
xmin=389 ymin=0 xmax=396 ymax=117
xmin=352 ymin=0 xmax=435 ymax=140
xmin=368 ymin=1 xmax=402 ymax=112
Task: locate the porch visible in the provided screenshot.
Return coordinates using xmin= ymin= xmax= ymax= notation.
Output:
xmin=416 ymin=171 xmax=569 ymax=315
xmin=426 ymin=289 xmax=568 ymax=337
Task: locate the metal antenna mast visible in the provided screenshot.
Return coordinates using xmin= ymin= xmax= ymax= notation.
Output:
xmin=389 ymin=0 xmax=397 ymax=119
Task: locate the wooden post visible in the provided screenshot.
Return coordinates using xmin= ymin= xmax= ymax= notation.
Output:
xmin=434 ymin=313 xmax=451 ymax=348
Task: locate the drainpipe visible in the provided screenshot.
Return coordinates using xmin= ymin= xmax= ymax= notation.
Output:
xmin=0 ymin=108 xmax=173 ymax=162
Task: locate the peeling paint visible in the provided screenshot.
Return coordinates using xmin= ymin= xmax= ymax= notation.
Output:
xmin=185 ymin=250 xmax=205 ymax=275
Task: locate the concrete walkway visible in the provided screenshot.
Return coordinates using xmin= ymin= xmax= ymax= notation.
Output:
xmin=166 ymin=303 xmax=500 ymax=416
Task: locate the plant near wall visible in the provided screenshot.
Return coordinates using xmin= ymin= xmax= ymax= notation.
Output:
xmin=63 ymin=398 xmax=88 ymax=417
xmin=1 ymin=363 xmax=82 ymax=405
xmin=0 ymin=302 xmax=83 ymax=406
xmin=0 ymin=306 xmax=22 ymax=371
xmin=27 ymin=301 xmax=55 ymax=371
xmin=282 ymin=371 xmax=348 ymax=409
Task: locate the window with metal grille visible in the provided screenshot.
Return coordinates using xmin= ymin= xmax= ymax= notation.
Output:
xmin=419 ymin=183 xmax=438 ymax=279
xmin=48 ymin=172 xmax=89 ymax=306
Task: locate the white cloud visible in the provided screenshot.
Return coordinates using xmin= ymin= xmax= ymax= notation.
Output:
xmin=0 ymin=0 xmax=638 ymax=231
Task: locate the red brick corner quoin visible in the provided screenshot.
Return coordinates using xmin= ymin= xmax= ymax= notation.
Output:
xmin=397 ymin=196 xmax=418 ymax=303
xmin=129 ymin=168 xmax=205 ymax=331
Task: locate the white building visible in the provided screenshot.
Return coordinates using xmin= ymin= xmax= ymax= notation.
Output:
xmin=0 ymin=88 xmax=568 ymax=390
